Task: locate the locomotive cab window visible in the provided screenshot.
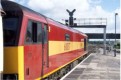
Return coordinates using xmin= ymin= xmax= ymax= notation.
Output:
xmin=37 ymin=23 xmax=42 ymax=43
xmin=32 ymin=22 xmax=37 ymax=43
xmin=43 ymin=24 xmax=48 ymax=44
xmin=25 ymin=20 xmax=42 ymax=44
xmin=3 ymin=16 xmax=22 ymax=46
xmin=65 ymin=34 xmax=70 ymax=41
xmin=25 ymin=21 xmax=33 ymax=43
xmin=3 ymin=18 xmax=18 ymax=46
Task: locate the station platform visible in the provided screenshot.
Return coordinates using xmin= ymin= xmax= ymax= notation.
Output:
xmin=61 ymin=48 xmax=120 ymax=80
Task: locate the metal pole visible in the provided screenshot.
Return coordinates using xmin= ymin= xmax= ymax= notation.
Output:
xmin=0 ymin=0 xmax=3 ymax=79
xmin=114 ymin=13 xmax=118 ymax=57
xmin=103 ymin=27 xmax=106 ymax=54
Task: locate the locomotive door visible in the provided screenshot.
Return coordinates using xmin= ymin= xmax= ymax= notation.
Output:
xmin=41 ymin=24 xmax=49 ymax=75
xmin=84 ymin=38 xmax=87 ymax=51
xmin=24 ymin=20 xmax=49 ymax=79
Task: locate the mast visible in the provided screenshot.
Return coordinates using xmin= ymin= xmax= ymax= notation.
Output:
xmin=0 ymin=0 xmax=4 ymax=78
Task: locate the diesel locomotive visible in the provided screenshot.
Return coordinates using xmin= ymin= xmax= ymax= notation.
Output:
xmin=1 ymin=0 xmax=88 ymax=80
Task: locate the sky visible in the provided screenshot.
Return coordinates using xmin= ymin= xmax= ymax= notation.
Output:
xmin=10 ymin=0 xmax=120 ymax=33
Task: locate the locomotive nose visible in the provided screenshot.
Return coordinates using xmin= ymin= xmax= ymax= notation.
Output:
xmin=3 ymin=47 xmax=24 ymax=80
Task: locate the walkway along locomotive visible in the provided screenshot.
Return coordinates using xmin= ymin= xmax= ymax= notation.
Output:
xmin=1 ymin=0 xmax=88 ymax=80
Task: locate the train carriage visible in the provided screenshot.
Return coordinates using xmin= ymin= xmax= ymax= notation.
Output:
xmin=1 ymin=0 xmax=88 ymax=80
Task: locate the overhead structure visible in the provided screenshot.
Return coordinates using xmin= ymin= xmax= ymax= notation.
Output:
xmin=86 ymin=33 xmax=120 ymax=39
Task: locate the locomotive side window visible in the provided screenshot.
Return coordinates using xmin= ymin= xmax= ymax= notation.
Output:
xmin=25 ymin=20 xmax=42 ymax=44
xmin=65 ymin=34 xmax=70 ymax=41
xmin=37 ymin=23 xmax=42 ymax=43
xmin=25 ymin=21 xmax=33 ymax=43
xmin=43 ymin=24 xmax=48 ymax=43
xmin=32 ymin=22 xmax=37 ymax=43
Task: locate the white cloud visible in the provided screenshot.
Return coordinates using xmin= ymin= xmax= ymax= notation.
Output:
xmin=9 ymin=0 xmax=16 ymax=2
xmin=9 ymin=0 xmax=26 ymax=5
xmin=28 ymin=0 xmax=54 ymax=11
xmin=88 ymin=0 xmax=102 ymax=4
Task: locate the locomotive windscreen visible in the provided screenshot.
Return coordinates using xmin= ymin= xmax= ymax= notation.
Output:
xmin=3 ymin=17 xmax=19 ymax=46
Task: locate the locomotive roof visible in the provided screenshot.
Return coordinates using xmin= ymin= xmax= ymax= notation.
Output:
xmin=1 ymin=0 xmax=87 ymax=37
xmin=1 ymin=0 xmax=46 ymax=17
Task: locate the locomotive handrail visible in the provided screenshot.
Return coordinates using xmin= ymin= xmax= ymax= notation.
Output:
xmin=0 ymin=9 xmax=6 ymax=16
xmin=44 ymin=21 xmax=50 ymax=68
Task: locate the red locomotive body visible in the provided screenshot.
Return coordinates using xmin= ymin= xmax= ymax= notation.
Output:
xmin=2 ymin=0 xmax=88 ymax=80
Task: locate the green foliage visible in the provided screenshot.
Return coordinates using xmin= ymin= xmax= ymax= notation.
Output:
xmin=116 ymin=43 xmax=120 ymax=49
xmin=114 ymin=43 xmax=120 ymax=49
